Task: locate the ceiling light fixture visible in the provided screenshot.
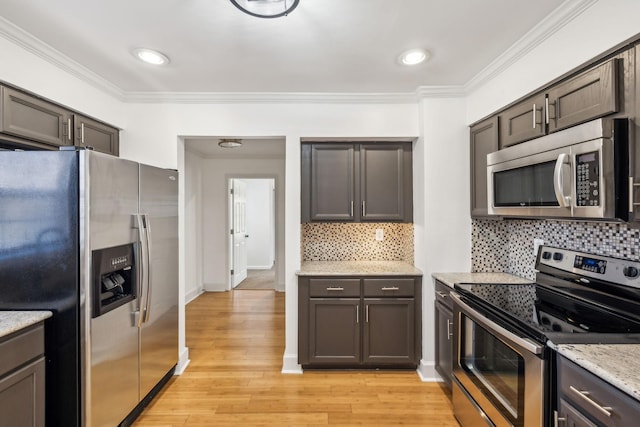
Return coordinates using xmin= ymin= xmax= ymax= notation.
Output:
xmin=218 ymin=139 xmax=243 ymax=148
xmin=132 ymin=48 xmax=170 ymax=66
xmin=399 ymin=48 xmax=430 ymax=66
xmin=229 ymin=0 xmax=300 ymax=18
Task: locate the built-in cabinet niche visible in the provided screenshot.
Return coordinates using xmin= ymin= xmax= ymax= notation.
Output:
xmin=301 ymin=141 xmax=413 ymax=223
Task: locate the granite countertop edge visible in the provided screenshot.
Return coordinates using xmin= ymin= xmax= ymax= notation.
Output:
xmin=297 ymin=261 xmax=422 ymax=276
xmin=0 ymin=311 xmax=52 ymax=339
xmin=432 ymin=272 xmax=533 ymax=288
xmin=552 ymin=343 xmax=640 ymax=401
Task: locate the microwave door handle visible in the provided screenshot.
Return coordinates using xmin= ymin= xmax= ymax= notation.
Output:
xmin=554 ymin=153 xmax=571 ymax=208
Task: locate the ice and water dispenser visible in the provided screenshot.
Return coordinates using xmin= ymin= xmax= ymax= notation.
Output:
xmin=92 ymin=243 xmax=136 ymax=317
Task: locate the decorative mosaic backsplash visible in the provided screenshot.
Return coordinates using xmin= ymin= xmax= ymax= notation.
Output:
xmin=472 ymin=219 xmax=640 ymax=280
xmin=301 ymin=223 xmax=414 ymax=264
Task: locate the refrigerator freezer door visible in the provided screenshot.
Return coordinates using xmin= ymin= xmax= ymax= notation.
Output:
xmin=138 ymin=164 xmax=179 ymax=399
xmin=85 ymin=152 xmax=140 ymax=426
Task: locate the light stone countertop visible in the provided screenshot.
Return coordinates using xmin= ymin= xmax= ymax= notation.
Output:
xmin=298 ymin=261 xmax=422 ymax=276
xmin=432 ymin=272 xmax=533 ymax=288
xmin=554 ymin=343 xmax=640 ymax=401
xmin=0 ymin=311 xmax=52 ymax=339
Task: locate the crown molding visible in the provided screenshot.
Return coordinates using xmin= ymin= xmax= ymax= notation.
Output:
xmin=0 ymin=16 xmax=126 ymax=101
xmin=415 ymin=86 xmax=466 ymax=98
xmin=464 ymin=0 xmax=598 ymax=93
xmin=122 ymin=91 xmax=419 ymax=104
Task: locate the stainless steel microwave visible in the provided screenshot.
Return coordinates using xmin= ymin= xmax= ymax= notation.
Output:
xmin=487 ymin=118 xmax=629 ymax=220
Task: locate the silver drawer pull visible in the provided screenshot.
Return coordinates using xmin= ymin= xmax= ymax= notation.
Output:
xmin=381 ymin=286 xmax=400 ymax=291
xmin=326 ymin=287 xmax=344 ymax=291
xmin=569 ymin=386 xmax=613 ymax=417
xmin=436 ymin=291 xmax=448 ymax=298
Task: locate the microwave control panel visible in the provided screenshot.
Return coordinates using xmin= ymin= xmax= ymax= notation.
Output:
xmin=576 ymin=151 xmax=600 ymax=206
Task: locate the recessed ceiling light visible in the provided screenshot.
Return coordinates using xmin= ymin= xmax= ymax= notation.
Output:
xmin=132 ymin=48 xmax=170 ymax=66
xmin=218 ymin=139 xmax=243 ymax=148
xmin=399 ymin=48 xmax=430 ymax=66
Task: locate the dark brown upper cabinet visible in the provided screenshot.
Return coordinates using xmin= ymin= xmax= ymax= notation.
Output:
xmin=1 ymin=86 xmax=73 ymax=148
xmin=470 ymin=116 xmax=499 ymax=217
xmin=0 ymin=84 xmax=119 ymax=156
xmin=498 ymin=58 xmax=619 ymax=148
xmin=301 ymin=141 xmax=413 ymax=223
xmin=499 ymin=93 xmax=546 ymax=148
xmin=74 ymin=114 xmax=119 ymax=156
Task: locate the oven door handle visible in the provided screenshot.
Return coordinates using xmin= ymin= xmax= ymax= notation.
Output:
xmin=451 ymin=292 xmax=544 ymax=355
xmin=553 ymin=153 xmax=572 ymax=208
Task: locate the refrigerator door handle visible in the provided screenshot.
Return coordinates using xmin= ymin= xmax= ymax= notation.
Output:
xmin=135 ymin=213 xmax=148 ymax=327
xmin=142 ymin=213 xmax=152 ymax=323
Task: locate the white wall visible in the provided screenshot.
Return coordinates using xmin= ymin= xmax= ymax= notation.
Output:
xmin=184 ymin=150 xmax=204 ymax=303
xmin=245 ymin=179 xmax=275 ymax=269
xmin=200 ymin=158 xmax=285 ymax=291
xmin=467 ymin=0 xmax=640 ymax=123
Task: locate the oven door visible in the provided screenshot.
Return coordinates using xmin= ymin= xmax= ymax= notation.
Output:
xmin=451 ymin=293 xmax=545 ymax=427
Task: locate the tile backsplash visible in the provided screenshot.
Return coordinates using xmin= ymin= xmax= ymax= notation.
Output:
xmin=302 ymin=223 xmax=414 ymax=264
xmin=472 ymin=219 xmax=640 ymax=279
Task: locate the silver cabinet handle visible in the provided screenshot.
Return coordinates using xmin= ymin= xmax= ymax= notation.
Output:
xmin=67 ymin=118 xmax=72 ymax=141
xmin=532 ymin=103 xmax=537 ymax=129
xmin=362 ymin=200 xmax=366 ymax=217
xmin=366 ymin=305 xmax=369 ymax=322
xmin=569 ymin=386 xmax=613 ymax=417
xmin=545 ymin=97 xmax=550 ymax=125
xmin=436 ymin=291 xmax=448 ymax=298
xmin=350 ymin=201 xmax=354 ymax=217
xmin=381 ymin=286 xmax=399 ymax=291
xmin=326 ymin=286 xmax=344 ymax=291
xmin=356 ymin=305 xmax=359 ymax=323
xmin=81 ymin=123 xmax=85 ymax=143
xmin=629 ymin=177 xmax=640 ymax=212
xmin=447 ymin=319 xmax=453 ymax=340
xmin=553 ymin=411 xmax=565 ymax=427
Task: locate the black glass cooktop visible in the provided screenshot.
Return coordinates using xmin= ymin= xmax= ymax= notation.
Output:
xmin=454 ymin=282 xmax=640 ymax=344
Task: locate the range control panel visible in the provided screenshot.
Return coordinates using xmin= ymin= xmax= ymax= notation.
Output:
xmin=575 ymin=151 xmax=600 ymax=207
xmin=537 ymin=245 xmax=640 ymax=287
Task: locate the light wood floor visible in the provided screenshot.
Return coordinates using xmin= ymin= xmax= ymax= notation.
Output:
xmin=235 ymin=268 xmax=275 ymax=290
xmin=133 ymin=290 xmax=459 ymax=426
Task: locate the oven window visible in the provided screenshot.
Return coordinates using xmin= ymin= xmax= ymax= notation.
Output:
xmin=493 ymin=160 xmax=557 ymax=206
xmin=460 ymin=316 xmax=524 ymax=420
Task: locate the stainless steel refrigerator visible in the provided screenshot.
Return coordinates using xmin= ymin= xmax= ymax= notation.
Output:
xmin=0 ymin=149 xmax=178 ymax=426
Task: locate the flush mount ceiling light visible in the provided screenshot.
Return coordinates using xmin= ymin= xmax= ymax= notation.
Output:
xmin=398 ymin=48 xmax=430 ymax=66
xmin=229 ymin=0 xmax=300 ymax=18
xmin=132 ymin=48 xmax=170 ymax=66
xmin=218 ymin=139 xmax=243 ymax=148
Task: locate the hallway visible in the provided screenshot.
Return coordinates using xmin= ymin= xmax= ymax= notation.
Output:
xmin=133 ymin=290 xmax=458 ymax=426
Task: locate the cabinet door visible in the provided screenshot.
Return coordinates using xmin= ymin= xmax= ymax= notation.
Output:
xmin=74 ymin=115 xmax=119 ymax=156
xmin=0 ymin=357 xmax=45 ymax=427
xmin=308 ymin=299 xmax=360 ymax=364
xmin=1 ymin=87 xmax=72 ymax=147
xmin=310 ymin=144 xmax=356 ymax=221
xmin=362 ymin=298 xmax=414 ymax=365
xmin=557 ymin=399 xmax=598 ymax=427
xmin=360 ymin=143 xmax=411 ymax=222
xmin=499 ymin=93 xmax=546 ymax=147
xmin=435 ymin=301 xmax=453 ymax=387
xmin=470 ymin=116 xmax=499 ymax=217
xmin=547 ymin=59 xmax=618 ymax=133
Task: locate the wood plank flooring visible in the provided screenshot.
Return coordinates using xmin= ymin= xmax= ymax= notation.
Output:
xmin=133 ymin=290 xmax=459 ymax=426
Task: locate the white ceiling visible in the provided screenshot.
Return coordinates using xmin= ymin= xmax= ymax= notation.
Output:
xmin=0 ymin=0 xmax=572 ymax=95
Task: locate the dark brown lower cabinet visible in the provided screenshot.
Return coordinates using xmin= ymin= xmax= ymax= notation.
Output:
xmin=0 ymin=324 xmax=45 ymax=427
xmin=299 ymin=275 xmax=422 ymax=368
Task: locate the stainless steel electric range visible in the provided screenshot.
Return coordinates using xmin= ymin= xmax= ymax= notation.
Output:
xmin=451 ymin=245 xmax=640 ymax=427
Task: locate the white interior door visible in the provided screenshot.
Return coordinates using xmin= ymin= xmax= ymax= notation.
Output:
xmin=232 ymin=179 xmax=248 ymax=287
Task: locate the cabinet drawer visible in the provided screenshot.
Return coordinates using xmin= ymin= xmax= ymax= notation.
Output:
xmin=558 ymin=356 xmax=640 ymax=427
xmin=309 ymin=279 xmax=360 ymax=297
xmin=434 ymin=280 xmax=453 ymax=310
xmin=363 ymin=278 xmax=414 ymax=297
xmin=0 ymin=325 xmax=44 ymax=378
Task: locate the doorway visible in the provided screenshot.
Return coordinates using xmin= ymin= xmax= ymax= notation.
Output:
xmin=228 ymin=178 xmax=276 ymax=290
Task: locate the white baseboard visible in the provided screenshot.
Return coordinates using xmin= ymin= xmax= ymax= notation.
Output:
xmin=417 ymin=359 xmax=444 ymax=382
xmin=185 ymin=287 xmax=204 ymax=304
xmin=281 ymin=352 xmax=303 ymax=374
xmin=175 ymin=347 xmax=190 ymax=375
